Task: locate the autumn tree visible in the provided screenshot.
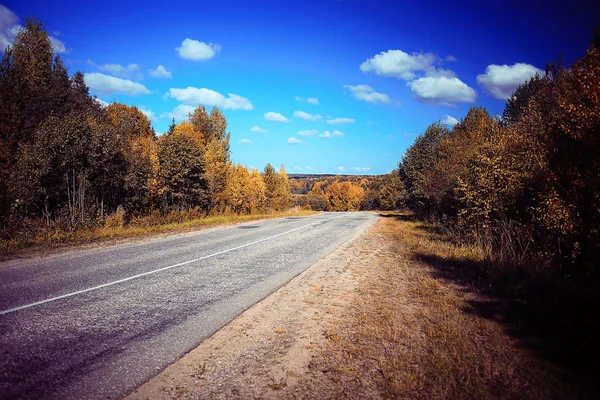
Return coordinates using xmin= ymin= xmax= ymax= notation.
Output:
xmin=15 ymin=109 xmax=125 ymax=224
xmin=189 ymin=106 xmax=231 ymax=213
xmin=157 ymin=124 xmax=207 ymax=211
xmin=263 ymin=163 xmax=278 ymax=211
xmin=262 ymin=163 xmax=292 ymax=211
xmin=276 ymin=165 xmax=292 ymax=210
xmin=325 ymin=181 xmax=365 ymax=211
xmin=247 ymin=169 xmax=266 ymax=213
xmin=106 ymin=103 xmax=158 ymax=212
xmin=227 ymin=164 xmax=251 ymax=214
xmin=398 ymin=122 xmax=448 ymax=216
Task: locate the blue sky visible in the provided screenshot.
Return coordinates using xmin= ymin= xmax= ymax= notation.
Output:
xmin=1 ymin=0 xmax=598 ymax=174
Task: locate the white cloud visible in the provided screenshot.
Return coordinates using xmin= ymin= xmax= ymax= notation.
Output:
xmin=251 ymin=126 xmax=268 ymax=134
xmin=407 ymin=76 xmax=476 ymax=105
xmin=306 ymin=98 xmax=319 ymax=105
xmin=352 ymin=167 xmax=371 ymax=172
xmin=167 ymin=87 xmax=253 ymax=110
xmin=298 ymin=129 xmax=318 ymax=136
xmin=360 ymin=50 xmax=438 ymax=80
xmin=0 ymin=5 xmax=19 ymax=51
xmin=442 ymin=115 xmax=459 ymax=126
xmin=264 ymin=112 xmax=289 ymax=122
xmin=160 ymin=104 xmax=195 ymax=121
xmin=344 ymin=84 xmax=390 ymax=104
xmin=293 ymin=110 xmax=322 ymax=121
xmin=48 ymin=36 xmax=66 ymax=53
xmin=294 ymin=165 xmax=313 ymax=171
xmin=288 ymin=137 xmax=303 ymax=144
xmin=1 ymin=5 xmax=66 ymax=53
xmin=139 ymin=107 xmax=157 ymax=122
xmin=295 ymin=96 xmax=319 ymax=105
xmin=476 ymin=63 xmax=544 ymax=100
xmin=445 ymin=55 xmax=457 ymax=62
xmin=238 ymin=139 xmax=253 ymax=144
xmin=335 ymin=166 xmax=345 ymax=172
xmin=90 ymin=62 xmax=141 ymax=79
xmin=149 ymin=65 xmax=172 ymax=78
xmin=176 ymin=38 xmax=220 ymax=61
xmin=84 ymin=73 xmax=151 ymax=96
xmin=319 ymin=130 xmax=344 ymax=138
xmin=94 ymin=98 xmax=110 ymax=108
xmin=326 ymin=117 xmax=355 ymax=125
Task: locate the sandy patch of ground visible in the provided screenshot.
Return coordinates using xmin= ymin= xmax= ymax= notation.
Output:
xmin=126 ymin=217 xmax=385 ymax=400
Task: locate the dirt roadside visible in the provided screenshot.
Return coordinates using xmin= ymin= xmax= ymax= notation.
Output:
xmin=126 ymin=213 xmax=579 ymax=400
xmin=126 ymin=216 xmax=385 ymax=400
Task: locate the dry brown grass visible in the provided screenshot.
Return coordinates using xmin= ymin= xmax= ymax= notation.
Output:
xmin=0 ymin=208 xmax=316 ymax=261
xmin=312 ymin=212 xmax=579 ymax=399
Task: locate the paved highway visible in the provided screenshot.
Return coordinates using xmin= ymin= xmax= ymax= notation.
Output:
xmin=0 ymin=212 xmax=377 ymax=399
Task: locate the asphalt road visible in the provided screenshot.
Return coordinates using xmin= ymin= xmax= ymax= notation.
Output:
xmin=0 ymin=212 xmax=377 ymax=400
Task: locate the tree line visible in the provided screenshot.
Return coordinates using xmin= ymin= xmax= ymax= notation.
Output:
xmin=289 ymin=174 xmax=402 ymax=211
xmin=0 ymin=18 xmax=292 ymax=237
xmin=398 ymin=33 xmax=600 ymax=284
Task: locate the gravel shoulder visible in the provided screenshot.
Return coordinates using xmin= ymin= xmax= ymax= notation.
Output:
xmin=126 ymin=216 xmax=384 ymax=399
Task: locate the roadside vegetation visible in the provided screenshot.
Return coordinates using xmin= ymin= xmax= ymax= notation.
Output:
xmin=387 ymin=32 xmax=600 ymax=397
xmin=315 ymin=214 xmax=584 ymax=399
xmin=0 ymin=19 xmax=297 ymax=257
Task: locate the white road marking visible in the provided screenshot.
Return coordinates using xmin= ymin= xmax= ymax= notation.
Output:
xmin=0 ymin=216 xmax=338 ymax=316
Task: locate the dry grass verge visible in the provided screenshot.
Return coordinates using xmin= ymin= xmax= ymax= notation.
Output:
xmin=126 ymin=212 xmax=589 ymax=399
xmin=0 ymin=209 xmax=316 ymax=261
xmin=311 ymin=213 xmax=582 ymax=399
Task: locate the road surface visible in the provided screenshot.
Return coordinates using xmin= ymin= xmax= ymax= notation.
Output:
xmin=0 ymin=212 xmax=377 ymax=399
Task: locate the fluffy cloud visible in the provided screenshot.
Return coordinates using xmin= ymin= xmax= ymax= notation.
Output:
xmin=94 ymin=98 xmax=110 ymax=108
xmin=149 ymin=65 xmax=172 ymax=78
xmin=476 ymin=63 xmax=544 ymax=100
xmin=360 ymin=50 xmax=438 ymax=80
xmin=352 ymin=167 xmax=371 ymax=172
xmin=407 ymin=76 xmax=476 ymax=105
xmin=295 ymin=96 xmax=319 ymax=105
xmin=293 ymin=110 xmax=322 ymax=121
xmin=138 ymin=107 xmax=157 ymax=122
xmin=167 ymin=87 xmax=253 ymax=110
xmin=298 ymin=129 xmax=318 ymax=136
xmin=160 ymin=104 xmax=195 ymax=121
xmin=84 ymin=73 xmax=151 ymax=96
xmin=251 ymin=126 xmax=268 ymax=133
xmin=326 ymin=117 xmax=355 ymax=125
xmin=319 ymin=130 xmax=344 ymax=138
xmin=264 ymin=112 xmax=289 ymax=122
xmin=48 ymin=36 xmax=66 ymax=53
xmin=89 ymin=61 xmax=141 ymax=79
xmin=442 ymin=115 xmax=459 ymax=126
xmin=238 ymin=139 xmax=253 ymax=144
xmin=176 ymin=38 xmax=220 ymax=61
xmin=335 ymin=166 xmax=345 ymax=172
xmin=288 ymin=137 xmax=303 ymax=144
xmin=1 ymin=5 xmax=66 ymax=53
xmin=137 ymin=108 xmax=157 ymax=122
xmin=344 ymin=84 xmax=390 ymax=104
